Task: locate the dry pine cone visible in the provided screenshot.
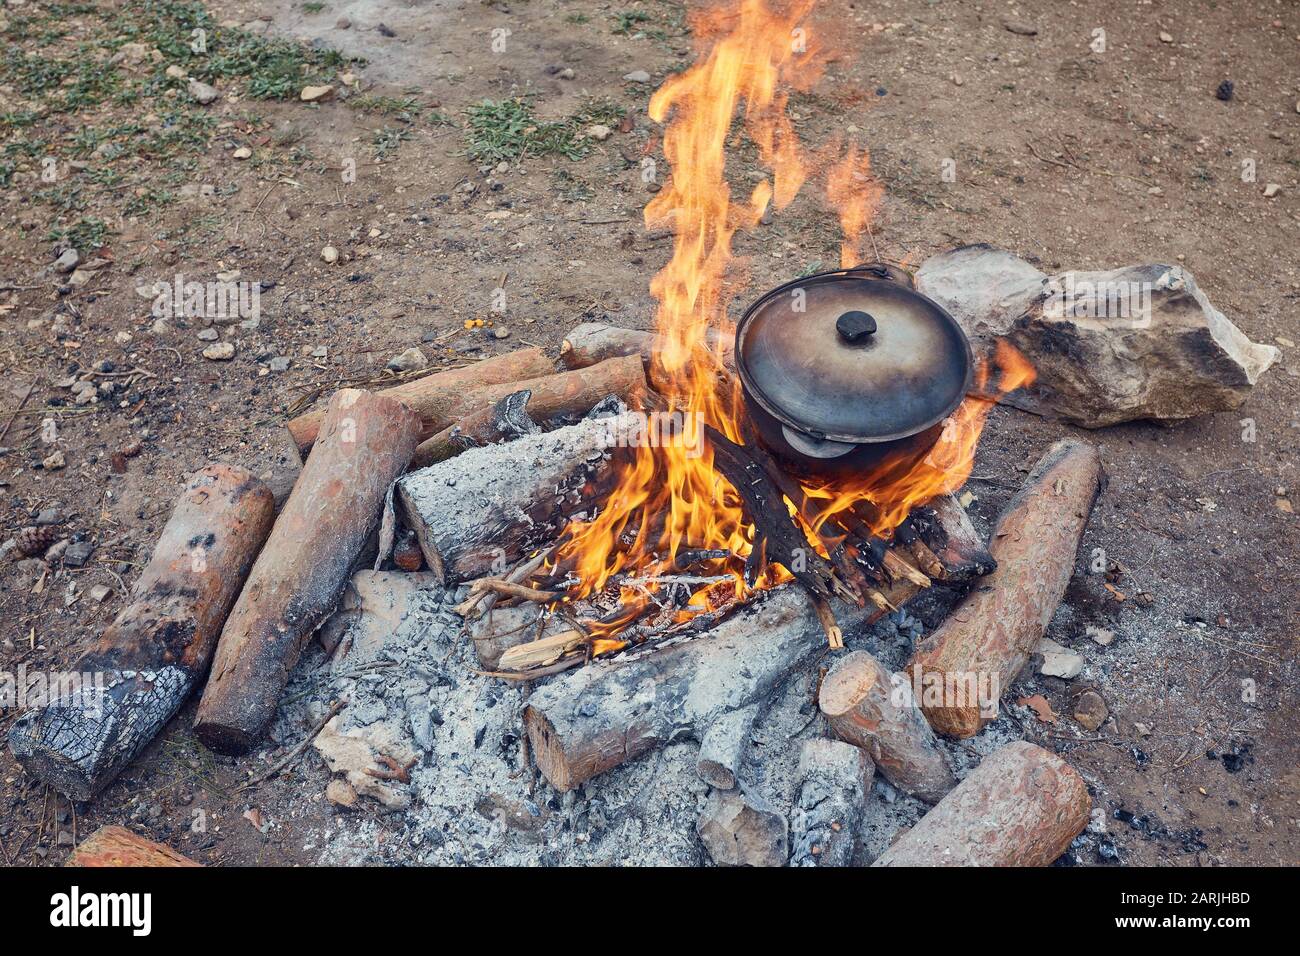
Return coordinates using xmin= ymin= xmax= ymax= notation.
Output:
xmin=14 ymin=525 xmax=59 ymax=557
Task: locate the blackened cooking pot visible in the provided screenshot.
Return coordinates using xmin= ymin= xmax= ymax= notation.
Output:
xmin=734 ymin=262 xmax=973 ymax=477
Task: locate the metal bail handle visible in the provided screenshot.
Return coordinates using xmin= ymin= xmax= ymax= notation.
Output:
xmin=836 ymin=310 xmax=877 ymax=343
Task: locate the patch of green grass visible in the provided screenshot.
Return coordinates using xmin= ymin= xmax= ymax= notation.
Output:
xmin=351 ymin=95 xmax=420 ymax=118
xmin=48 ymin=217 xmax=108 ymax=251
xmin=565 ymin=13 xmax=589 ymax=24
xmin=302 ymin=1 xmax=326 ymax=12
xmin=611 ymin=10 xmax=652 ymax=35
xmin=372 ymin=125 xmax=411 ymax=159
xmin=465 ymin=97 xmax=625 ymax=163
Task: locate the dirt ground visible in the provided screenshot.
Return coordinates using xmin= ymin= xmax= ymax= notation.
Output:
xmin=1 ymin=0 xmax=1297 ymax=866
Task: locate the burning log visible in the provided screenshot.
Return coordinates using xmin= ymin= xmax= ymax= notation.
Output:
xmin=705 ymin=426 xmax=857 ymax=606
xmin=790 ymin=738 xmax=874 ymax=867
xmin=411 ymin=355 xmax=646 ymax=467
xmin=524 ymin=583 xmax=868 ymax=792
xmin=66 ymin=826 xmax=201 ymax=867
xmin=872 ymin=741 xmax=1089 ymax=866
xmin=397 ymin=414 xmax=627 ymax=584
xmin=696 ymin=703 xmax=760 ymax=789
xmin=818 ymin=650 xmax=956 ymax=804
xmin=195 ymin=390 xmax=421 ymax=754
xmin=8 ymin=465 xmax=275 ymax=800
xmin=908 ymin=440 xmax=1103 ymax=738
xmin=285 ymin=347 xmax=551 ymax=457
xmin=913 ymin=495 xmax=996 ymax=582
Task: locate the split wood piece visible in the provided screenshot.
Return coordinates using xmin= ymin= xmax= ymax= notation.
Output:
xmin=471 ymin=604 xmax=569 ymax=671
xmin=411 ymin=355 xmax=646 ymax=467
xmin=789 ymin=738 xmax=875 ymax=867
xmin=285 ymin=347 xmax=551 ymax=457
xmin=696 ymin=703 xmax=760 ymax=790
xmin=881 ymin=548 xmax=931 ymax=588
xmin=913 ymin=495 xmax=997 ymax=582
xmin=892 ymin=518 xmax=946 ymax=580
xmin=8 ymin=464 xmax=275 ymax=800
xmin=196 ymin=389 xmax=421 ymax=755
xmin=524 ymin=583 xmax=871 ymax=792
xmin=872 ymin=741 xmax=1089 ymax=866
xmin=705 ymin=426 xmax=857 ymax=606
xmin=819 ymin=650 xmax=957 ymax=804
xmin=497 ymin=629 xmax=586 ymax=672
xmin=397 ymin=413 xmax=627 ymax=585
xmin=908 ymin=440 xmax=1103 ymax=738
xmin=66 ymin=826 xmax=201 ymax=867
xmin=559 ymin=322 xmax=734 ymax=391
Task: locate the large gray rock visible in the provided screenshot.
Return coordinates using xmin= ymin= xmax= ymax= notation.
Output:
xmin=916 ymin=245 xmax=1280 ymax=428
xmin=697 ymin=788 xmax=788 ymax=866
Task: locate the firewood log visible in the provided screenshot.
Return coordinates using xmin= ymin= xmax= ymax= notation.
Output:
xmin=908 ymin=440 xmax=1103 ymax=738
xmin=411 ymin=355 xmax=646 ymax=467
xmin=524 ymin=584 xmax=871 ymax=792
xmin=196 ymin=389 xmax=421 ymax=754
xmin=913 ymin=495 xmax=996 ymax=582
xmin=66 ymin=826 xmax=201 ymax=867
xmin=818 ymin=650 xmax=956 ymax=804
xmin=789 ymin=738 xmax=874 ymax=867
xmin=559 ymin=322 xmax=734 ymax=388
xmin=872 ymin=741 xmax=1089 ymax=866
xmin=8 ymin=465 xmax=275 ymax=800
xmin=285 ymin=347 xmax=551 ymax=457
xmin=397 ymin=413 xmax=627 ymax=584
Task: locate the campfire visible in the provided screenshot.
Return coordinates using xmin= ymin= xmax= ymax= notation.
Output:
xmin=443 ymin=0 xmax=1035 ymax=663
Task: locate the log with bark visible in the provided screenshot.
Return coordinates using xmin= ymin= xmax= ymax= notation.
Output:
xmin=908 ymin=440 xmax=1103 ymax=738
xmin=195 ymin=389 xmax=421 ymax=754
xmin=66 ymin=825 xmax=201 ymax=867
xmin=789 ymin=738 xmax=874 ymax=867
xmin=819 ymin=650 xmax=956 ymax=804
xmin=411 ymin=355 xmax=646 ymax=467
xmin=559 ymin=322 xmax=734 ymax=392
xmin=8 ymin=464 xmax=275 ymax=800
xmin=398 ymin=413 xmax=630 ymax=584
xmin=285 ymin=347 xmax=552 ymax=457
xmin=872 ymin=741 xmax=1089 ymax=866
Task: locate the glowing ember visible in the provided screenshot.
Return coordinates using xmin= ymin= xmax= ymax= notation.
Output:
xmin=548 ymin=0 xmax=1034 ymax=646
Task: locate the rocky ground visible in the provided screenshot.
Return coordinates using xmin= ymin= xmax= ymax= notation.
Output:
xmin=1 ymin=0 xmax=1297 ymax=866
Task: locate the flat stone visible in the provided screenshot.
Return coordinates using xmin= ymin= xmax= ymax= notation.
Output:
xmin=202 ymin=342 xmax=235 ymax=361
xmin=300 ymin=85 xmax=334 ymax=103
xmin=1037 ymin=637 xmax=1085 ymax=679
xmin=187 ymin=78 xmax=219 ymax=104
xmin=1074 ymin=690 xmax=1108 ymax=731
xmin=696 ymin=788 xmax=788 ymax=867
xmin=53 ymin=248 xmax=80 ymax=274
xmin=623 ymin=70 xmax=651 ymax=83
xmin=914 ymin=245 xmax=1280 ymax=427
xmin=386 ymin=347 xmax=428 ymax=372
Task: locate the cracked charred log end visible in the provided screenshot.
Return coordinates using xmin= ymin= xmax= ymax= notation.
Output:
xmin=697 ymin=788 xmax=789 ymax=867
xmin=872 ymin=741 xmax=1089 ymax=867
xmin=9 ymin=667 xmax=191 ymax=802
xmin=819 ymin=650 xmax=956 ymax=804
xmin=696 ymin=703 xmax=760 ymax=790
xmin=7 ymin=463 xmax=274 ymax=800
xmin=196 ymin=389 xmax=421 ymax=755
xmin=909 ymin=439 xmax=1103 ymax=739
xmin=66 ymin=825 xmax=201 ymax=867
xmin=790 ymin=738 xmax=874 ymax=867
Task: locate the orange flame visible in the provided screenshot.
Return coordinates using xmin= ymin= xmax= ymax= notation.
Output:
xmin=549 ymin=0 xmax=1034 ymax=644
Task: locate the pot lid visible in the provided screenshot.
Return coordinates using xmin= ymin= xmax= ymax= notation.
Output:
xmin=736 ymin=267 xmax=973 ymax=444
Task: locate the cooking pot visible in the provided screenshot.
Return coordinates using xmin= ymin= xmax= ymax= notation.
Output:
xmin=734 ymin=262 xmax=973 ymax=477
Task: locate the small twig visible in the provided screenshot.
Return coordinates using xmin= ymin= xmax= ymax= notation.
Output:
xmin=236 ymin=699 xmax=346 ymax=792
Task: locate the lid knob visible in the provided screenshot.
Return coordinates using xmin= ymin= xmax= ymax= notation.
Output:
xmin=836 ymin=310 xmax=877 ymax=343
